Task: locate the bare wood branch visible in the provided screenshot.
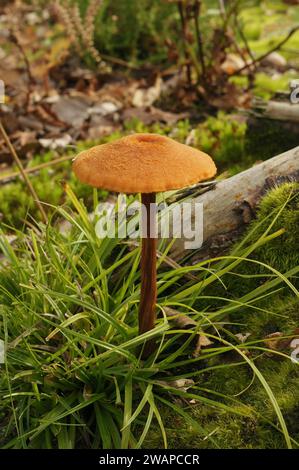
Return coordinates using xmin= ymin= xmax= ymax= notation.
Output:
xmin=252 ymin=100 xmax=299 ymax=123
xmin=172 ymin=146 xmax=299 ymax=258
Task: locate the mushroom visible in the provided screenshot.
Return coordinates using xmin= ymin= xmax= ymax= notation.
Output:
xmin=72 ymin=133 xmax=216 ymax=357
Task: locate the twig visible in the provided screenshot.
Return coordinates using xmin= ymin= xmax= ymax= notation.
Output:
xmin=219 ymin=0 xmax=254 ymax=67
xmin=193 ymin=0 xmax=206 ymax=84
xmin=99 ymin=53 xmax=139 ymax=70
xmin=234 ymin=16 xmax=255 ymax=66
xmin=9 ymin=28 xmax=35 ymax=109
xmin=232 ymin=26 xmax=299 ymax=76
xmin=10 ymin=30 xmax=35 ymax=84
xmin=177 ymin=1 xmax=192 ymax=85
xmin=0 ymin=121 xmax=48 ymax=224
xmin=0 ymin=154 xmax=74 ymax=183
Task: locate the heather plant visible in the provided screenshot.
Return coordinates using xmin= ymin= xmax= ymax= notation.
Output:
xmin=52 ymin=0 xmax=103 ymax=67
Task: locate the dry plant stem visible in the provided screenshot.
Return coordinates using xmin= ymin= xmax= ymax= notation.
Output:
xmin=0 ymin=154 xmax=74 ymax=183
xmin=177 ymin=1 xmax=192 ymax=85
xmin=0 ymin=121 xmax=48 ymax=224
xmin=10 ymin=30 xmax=35 ymax=108
xmin=139 ymin=193 xmax=157 ymax=357
xmin=10 ymin=31 xmax=35 ymax=84
xmin=99 ymin=53 xmax=138 ymax=70
xmin=193 ymin=0 xmax=206 ymax=84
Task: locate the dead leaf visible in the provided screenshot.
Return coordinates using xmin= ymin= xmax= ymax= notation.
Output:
xmin=39 ymin=134 xmax=72 ymax=149
xmin=88 ymin=101 xmax=122 ymax=117
xmin=165 ymin=306 xmax=197 ymax=329
xmin=193 ymin=334 xmax=214 ymax=358
xmin=122 ymin=106 xmax=188 ymax=126
xmin=264 ymin=332 xmax=285 ymax=350
xmin=156 ymin=378 xmax=195 ymax=392
xmin=132 ymin=77 xmax=162 ymax=107
xmin=52 ymin=96 xmax=90 ymax=127
xmin=221 ymin=53 xmax=246 ymax=75
xmin=261 ymin=52 xmax=287 ymax=70
xmin=17 ymin=130 xmax=37 ymax=147
xmin=264 ymin=329 xmax=299 ymax=352
xmin=235 ymin=332 xmax=251 ymax=343
xmin=88 ymin=124 xmax=119 ymax=140
xmin=18 ymin=114 xmax=44 ymax=131
xmin=165 ymin=306 xmax=213 ymax=357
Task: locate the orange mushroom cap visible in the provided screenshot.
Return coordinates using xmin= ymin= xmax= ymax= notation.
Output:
xmin=72 ymin=133 xmax=216 ymax=194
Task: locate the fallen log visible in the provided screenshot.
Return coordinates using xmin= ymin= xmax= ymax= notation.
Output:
xmin=252 ymin=100 xmax=299 ymax=123
xmin=171 ymin=146 xmax=299 ymax=259
xmin=263 ymin=101 xmax=299 ymax=122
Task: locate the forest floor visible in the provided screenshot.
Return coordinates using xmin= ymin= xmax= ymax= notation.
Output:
xmin=0 ymin=0 xmax=299 ymax=450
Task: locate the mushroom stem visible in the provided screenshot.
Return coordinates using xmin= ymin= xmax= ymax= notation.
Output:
xmin=139 ymin=192 xmax=157 ymax=357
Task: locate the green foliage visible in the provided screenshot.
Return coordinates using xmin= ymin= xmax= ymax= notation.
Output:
xmin=192 ymin=113 xmax=248 ymax=171
xmin=0 ymin=144 xmax=110 ymax=228
xmin=93 ymin=0 xmax=177 ymax=63
xmin=253 ymin=72 xmax=298 ymax=100
xmin=232 ymin=182 xmax=299 ymax=284
xmin=0 ymin=114 xmax=249 ymax=228
xmin=199 ymin=182 xmax=299 ymax=337
xmin=145 ymin=355 xmax=299 ymax=449
xmin=0 ymin=184 xmax=298 ymax=449
xmin=249 ymin=183 xmax=299 ymax=274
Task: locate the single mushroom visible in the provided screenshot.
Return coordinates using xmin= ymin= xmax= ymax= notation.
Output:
xmin=72 ymin=133 xmax=216 ymax=357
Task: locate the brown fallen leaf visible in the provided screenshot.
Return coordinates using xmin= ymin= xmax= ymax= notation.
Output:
xmin=88 ymin=100 xmax=122 ymax=117
xmin=165 ymin=306 xmax=213 ymax=357
xmin=193 ymin=334 xmax=214 ymax=358
xmin=39 ymin=133 xmax=72 ymax=150
xmin=156 ymin=378 xmax=195 ymax=392
xmin=18 ymin=114 xmax=44 ymax=131
xmin=132 ymin=77 xmax=162 ymax=107
xmin=17 ymin=130 xmax=37 ymax=147
xmin=264 ymin=332 xmax=284 ymax=350
xmin=221 ymin=53 xmax=247 ymax=75
xmin=122 ymin=106 xmax=188 ymax=126
xmin=264 ymin=329 xmax=299 ymax=352
xmin=165 ymin=306 xmax=197 ymax=329
xmin=88 ymin=124 xmax=120 ymax=140
xmin=52 ymin=96 xmax=90 ymax=128
xmin=261 ymin=52 xmax=287 ymax=70
xmin=235 ymin=332 xmax=251 ymax=343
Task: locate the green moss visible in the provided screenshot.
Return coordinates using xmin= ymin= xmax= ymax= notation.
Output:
xmin=145 ymin=183 xmax=299 ymax=450
xmin=234 ymin=182 xmax=299 ymax=285
xmin=242 ymin=22 xmax=262 ymax=41
xmin=195 ymin=182 xmax=299 ymax=315
xmin=0 ymin=154 xmax=105 ymax=228
xmin=249 ymin=183 xmax=299 ymax=272
xmin=144 ymin=346 xmax=299 ymax=449
xmin=254 ymin=72 xmax=297 ymax=100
